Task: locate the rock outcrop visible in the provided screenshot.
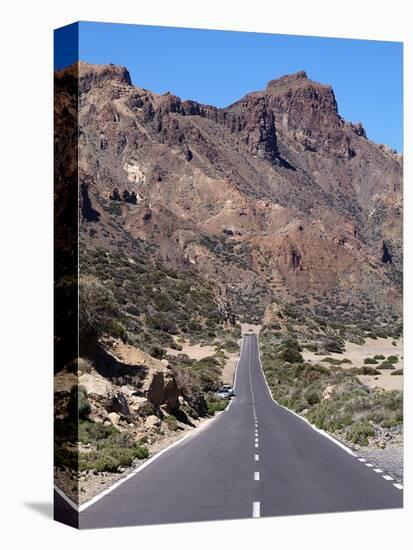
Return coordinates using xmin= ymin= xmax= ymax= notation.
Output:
xmin=56 ymin=61 xmax=402 ymax=320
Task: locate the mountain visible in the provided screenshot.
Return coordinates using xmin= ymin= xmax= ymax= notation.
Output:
xmin=55 ymin=61 xmax=402 ymax=328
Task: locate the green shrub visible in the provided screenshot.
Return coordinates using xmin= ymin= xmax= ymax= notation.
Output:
xmin=165 ymin=415 xmax=178 ymax=431
xmin=78 ymin=420 xmax=118 ymax=443
xmin=377 ymin=361 xmax=395 ymax=370
xmin=77 ymin=357 xmax=93 ymax=373
xmin=386 ymin=355 xmax=399 ymax=364
xmin=67 ymin=385 xmax=91 ymax=420
xmin=345 ymin=421 xmax=374 ymax=446
xmin=278 ymin=346 xmax=304 ymax=364
xmin=321 ymin=357 xmax=342 ymax=365
xmin=222 ymin=340 xmax=239 ymax=353
xmin=138 ymin=401 xmax=156 ymax=417
xmin=304 ymin=343 xmax=318 ymax=352
xmin=304 ymin=387 xmax=321 ymax=406
xmin=79 ymin=445 xmax=149 ymax=473
xmin=149 ymin=345 xmax=166 ymax=359
xmin=324 ymin=337 xmax=345 ymax=353
xmin=207 ymin=397 xmax=228 ymax=415
xmin=79 ymin=275 xmax=120 ymax=342
xmin=364 ymin=357 xmax=378 ymax=365
xmin=359 ymin=366 xmax=381 ymax=376
xmin=391 ymin=369 xmax=403 ymax=376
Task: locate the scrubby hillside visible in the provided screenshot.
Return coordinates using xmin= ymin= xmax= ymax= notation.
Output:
xmin=54 ymin=61 xmax=403 ymax=500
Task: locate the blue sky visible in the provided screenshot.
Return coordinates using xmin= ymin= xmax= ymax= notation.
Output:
xmin=55 ymin=22 xmax=403 ymax=152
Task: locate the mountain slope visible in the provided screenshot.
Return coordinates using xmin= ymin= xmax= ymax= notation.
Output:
xmin=55 ymin=61 xmax=402 ymax=324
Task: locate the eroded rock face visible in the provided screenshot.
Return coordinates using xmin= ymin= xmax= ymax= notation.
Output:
xmin=147 ymin=371 xmax=180 ymax=412
xmin=57 ymin=62 xmax=402 ymax=317
xmin=105 ymin=390 xmax=130 ymax=417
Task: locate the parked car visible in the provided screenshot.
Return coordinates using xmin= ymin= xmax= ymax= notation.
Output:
xmin=215 ymin=385 xmax=234 ymax=399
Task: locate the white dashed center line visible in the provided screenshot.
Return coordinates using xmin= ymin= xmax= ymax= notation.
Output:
xmin=383 ymin=475 xmax=393 ymax=481
xmin=254 ymin=454 xmax=259 ymax=461
xmin=373 ymin=468 xmax=383 ymax=473
xmin=254 ymin=472 xmax=260 ymax=481
xmin=252 ymin=501 xmax=260 ymax=518
xmin=393 ymin=483 xmax=403 ymax=490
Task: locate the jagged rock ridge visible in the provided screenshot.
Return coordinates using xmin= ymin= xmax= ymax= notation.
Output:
xmin=55 ymin=61 xmax=402 ymax=321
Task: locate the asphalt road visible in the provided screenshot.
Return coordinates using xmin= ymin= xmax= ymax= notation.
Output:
xmin=56 ymin=334 xmax=403 ymax=528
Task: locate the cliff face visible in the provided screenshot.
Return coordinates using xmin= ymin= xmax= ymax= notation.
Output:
xmin=60 ymin=61 xmax=402 ymax=321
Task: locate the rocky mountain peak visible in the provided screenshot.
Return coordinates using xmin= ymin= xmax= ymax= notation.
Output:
xmin=55 ymin=61 xmax=402 ymax=320
xmin=78 ymin=61 xmax=132 ymax=93
xmin=266 ymin=70 xmax=308 ymax=89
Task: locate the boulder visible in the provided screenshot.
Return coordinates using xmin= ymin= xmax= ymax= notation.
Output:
xmin=184 ymin=392 xmax=209 ymax=417
xmin=322 ymin=384 xmax=336 ymax=401
xmin=106 ymin=412 xmax=120 ymax=426
xmin=147 ymin=371 xmax=180 ymax=412
xmin=164 ymin=373 xmax=179 ymax=411
xmin=147 ymin=372 xmax=166 ymax=407
xmin=105 ymin=390 xmax=130 ymax=417
xmin=145 ymin=415 xmax=161 ymax=430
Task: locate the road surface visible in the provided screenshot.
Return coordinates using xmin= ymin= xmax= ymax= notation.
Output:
xmin=56 ymin=334 xmax=403 ymax=528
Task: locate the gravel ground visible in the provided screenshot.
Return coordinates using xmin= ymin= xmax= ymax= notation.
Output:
xmin=356 ymin=445 xmax=403 ymax=482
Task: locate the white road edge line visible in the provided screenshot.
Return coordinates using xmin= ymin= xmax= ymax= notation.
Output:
xmin=54 ymin=485 xmax=79 ymax=511
xmin=254 ymin=472 xmax=260 ymax=481
xmin=252 ymin=501 xmax=260 ymax=518
xmin=59 ymin=334 xmax=249 ymax=513
xmin=77 ymin=428 xmax=200 ymax=512
xmin=256 ymin=336 xmax=357 ymax=457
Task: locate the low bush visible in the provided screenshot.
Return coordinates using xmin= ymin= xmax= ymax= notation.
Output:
xmin=207 ymin=397 xmax=228 ymax=415
xmin=149 ymin=345 xmax=166 ymax=359
xmin=345 ymin=421 xmax=375 ymax=446
xmin=76 ymin=420 xmax=149 ymax=473
xmin=364 ymin=357 xmax=378 ymax=365
xmin=377 ymin=361 xmax=395 ymax=370
xmin=67 ymin=385 xmax=91 ymax=420
xmin=358 ymin=366 xmax=381 ymax=376
xmin=259 ymin=330 xmax=403 ymax=447
xmin=165 ymin=415 xmax=178 ymax=431
xmin=321 ymin=357 xmax=343 ymax=365
xmin=138 ymin=401 xmax=156 ymax=417
xmin=278 ymin=346 xmax=304 ymax=364
xmin=79 ymin=445 xmax=149 ymax=473
xmin=391 ymin=369 xmax=403 ymax=376
xmin=304 ymin=387 xmax=321 ymax=406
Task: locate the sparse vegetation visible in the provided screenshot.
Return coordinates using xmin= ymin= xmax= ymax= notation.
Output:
xmin=391 ymin=369 xmax=403 ymax=376
xmin=260 ymin=329 xmax=403 ymax=446
xmin=165 ymin=415 xmax=179 ymax=431
xmin=207 ymin=395 xmax=229 ymax=415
